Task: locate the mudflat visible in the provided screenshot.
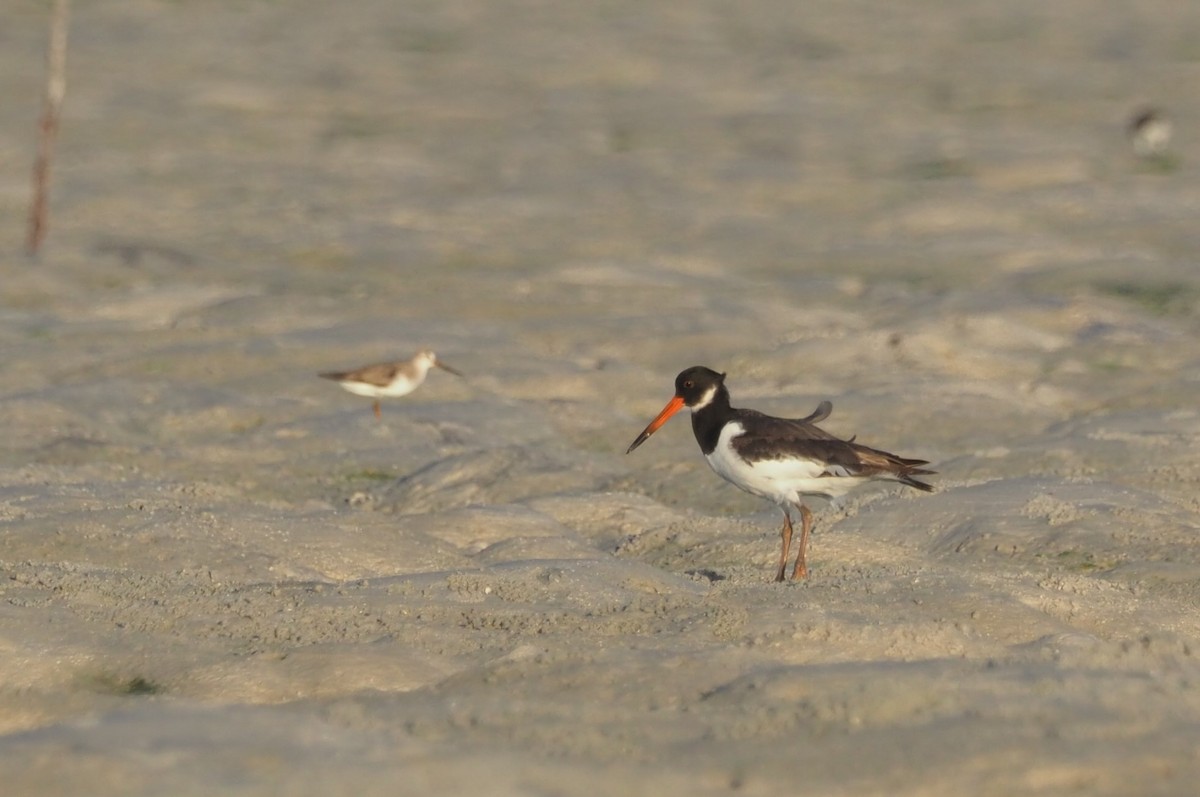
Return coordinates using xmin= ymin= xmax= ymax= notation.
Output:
xmin=2 ymin=2 xmax=1199 ymax=794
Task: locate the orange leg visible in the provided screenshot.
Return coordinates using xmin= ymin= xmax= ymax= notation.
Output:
xmin=373 ymin=400 xmax=382 ymax=420
xmin=775 ymin=509 xmax=793 ymax=582
xmin=790 ymin=503 xmax=812 ymax=580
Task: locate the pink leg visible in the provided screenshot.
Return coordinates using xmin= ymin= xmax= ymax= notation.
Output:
xmin=373 ymin=400 xmax=382 ymax=420
xmin=774 ymin=509 xmax=793 ymax=582
xmin=790 ymin=504 xmax=812 ymax=580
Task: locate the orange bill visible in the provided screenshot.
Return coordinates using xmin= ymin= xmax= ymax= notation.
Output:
xmin=625 ymin=395 xmax=685 ymax=454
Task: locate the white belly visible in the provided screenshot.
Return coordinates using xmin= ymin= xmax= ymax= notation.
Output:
xmin=341 ymin=376 xmax=420 ymax=398
xmin=704 ymin=421 xmax=863 ymax=506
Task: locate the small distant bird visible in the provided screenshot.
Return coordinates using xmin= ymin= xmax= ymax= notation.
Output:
xmin=1128 ymin=107 xmax=1172 ymax=159
xmin=319 ymin=350 xmax=462 ymax=419
xmin=626 ymin=367 xmax=934 ymax=581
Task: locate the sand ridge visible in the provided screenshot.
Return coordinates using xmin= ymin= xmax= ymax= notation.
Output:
xmin=2 ymin=1 xmax=1200 ymax=794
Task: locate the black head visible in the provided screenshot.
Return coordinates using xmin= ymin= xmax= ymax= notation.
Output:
xmin=674 ymin=366 xmax=726 ymax=408
xmin=626 ymin=365 xmax=728 ymax=454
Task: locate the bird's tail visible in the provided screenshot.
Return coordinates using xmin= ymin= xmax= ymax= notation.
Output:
xmin=893 ymin=456 xmax=935 ymax=492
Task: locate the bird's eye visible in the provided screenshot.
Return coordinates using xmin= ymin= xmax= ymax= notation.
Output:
xmin=683 ymin=380 xmax=693 ymax=388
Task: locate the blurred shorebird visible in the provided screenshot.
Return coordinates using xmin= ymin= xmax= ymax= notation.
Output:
xmin=319 ymin=349 xmax=462 ymax=419
xmin=1128 ymin=107 xmax=1172 ymax=159
xmin=626 ymin=367 xmax=934 ymax=581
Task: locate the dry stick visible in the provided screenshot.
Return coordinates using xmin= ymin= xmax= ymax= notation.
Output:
xmin=27 ymin=0 xmax=71 ymax=257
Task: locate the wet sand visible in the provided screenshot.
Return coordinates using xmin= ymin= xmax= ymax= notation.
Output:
xmin=2 ymin=1 xmax=1200 ymax=794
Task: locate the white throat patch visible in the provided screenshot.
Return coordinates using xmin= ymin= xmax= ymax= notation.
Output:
xmin=689 ymin=384 xmax=718 ymax=411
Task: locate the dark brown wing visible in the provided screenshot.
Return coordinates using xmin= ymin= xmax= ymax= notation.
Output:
xmin=843 ymin=441 xmax=935 ymax=491
xmin=737 ymin=407 xmax=844 ymax=442
xmin=731 ymin=410 xmax=935 ymax=491
xmin=793 ymin=399 xmax=833 ymax=426
xmin=318 ymin=362 xmax=403 ymax=387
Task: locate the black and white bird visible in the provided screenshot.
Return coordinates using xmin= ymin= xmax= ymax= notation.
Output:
xmin=626 ymin=366 xmax=934 ymax=581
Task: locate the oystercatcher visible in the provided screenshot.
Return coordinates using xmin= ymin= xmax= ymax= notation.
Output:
xmin=626 ymin=366 xmax=934 ymax=581
xmin=319 ymin=349 xmax=462 ymax=419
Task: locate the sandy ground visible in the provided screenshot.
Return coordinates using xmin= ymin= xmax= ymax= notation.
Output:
xmin=2 ymin=1 xmax=1200 ymax=794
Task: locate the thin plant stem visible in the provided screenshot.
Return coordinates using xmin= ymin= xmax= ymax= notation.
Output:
xmin=27 ymin=0 xmax=71 ymax=257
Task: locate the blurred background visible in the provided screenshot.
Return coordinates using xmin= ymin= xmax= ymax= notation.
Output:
xmin=3 ymin=0 xmax=1197 ymax=286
